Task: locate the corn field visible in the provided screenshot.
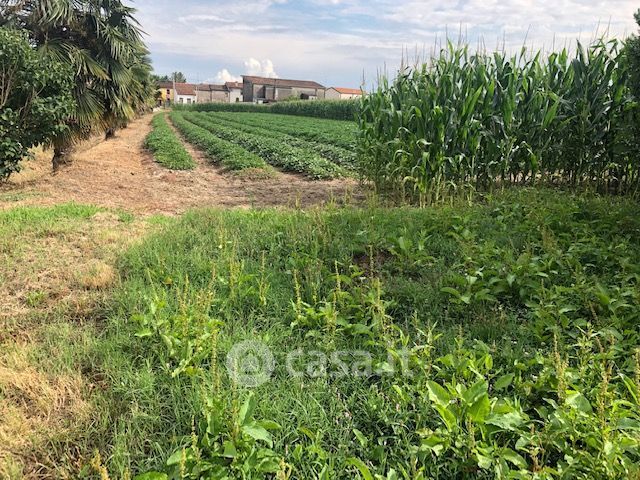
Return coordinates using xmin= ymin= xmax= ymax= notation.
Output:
xmin=358 ymin=40 xmax=640 ymax=204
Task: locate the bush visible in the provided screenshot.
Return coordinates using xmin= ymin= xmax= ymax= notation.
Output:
xmin=0 ymin=27 xmax=74 ymax=180
xmin=144 ymin=114 xmax=195 ymax=170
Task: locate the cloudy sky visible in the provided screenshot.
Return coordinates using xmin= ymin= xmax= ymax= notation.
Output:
xmin=135 ymin=0 xmax=638 ymax=88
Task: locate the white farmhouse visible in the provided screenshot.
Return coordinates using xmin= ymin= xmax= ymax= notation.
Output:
xmin=325 ymin=87 xmax=363 ymax=100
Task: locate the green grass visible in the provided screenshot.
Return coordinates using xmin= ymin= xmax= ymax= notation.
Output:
xmin=145 ymin=113 xmax=196 ymax=170
xmin=55 ymin=188 xmax=640 ymax=479
xmin=3 ymin=190 xmax=640 ymax=478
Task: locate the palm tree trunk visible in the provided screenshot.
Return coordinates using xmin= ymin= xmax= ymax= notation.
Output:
xmin=52 ymin=145 xmax=71 ymax=171
xmin=105 ymin=127 xmax=116 ymax=139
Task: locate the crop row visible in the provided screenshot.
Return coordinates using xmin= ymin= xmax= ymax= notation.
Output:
xmin=169 ymin=112 xmax=267 ymax=171
xmin=144 ymin=114 xmax=196 ymax=170
xmin=182 ymin=112 xmax=346 ymax=179
xmin=203 ymin=112 xmax=357 ymax=151
xmin=201 ymin=112 xmax=357 ymax=169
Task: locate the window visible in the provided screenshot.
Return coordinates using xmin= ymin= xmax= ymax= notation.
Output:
xmin=235 ymin=98 xmax=240 ymax=103
xmin=179 ymin=98 xmax=184 ymax=104
xmin=167 ymin=89 xmax=170 ymax=95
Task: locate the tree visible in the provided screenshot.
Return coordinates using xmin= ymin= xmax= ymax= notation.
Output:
xmin=172 ymin=72 xmax=187 ymax=83
xmin=0 ymin=0 xmax=153 ymax=168
xmin=0 ymin=27 xmax=74 ymax=180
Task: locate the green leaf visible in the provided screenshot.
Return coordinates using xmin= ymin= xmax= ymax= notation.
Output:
xmin=462 ymin=380 xmax=488 ymax=405
xmin=494 ymin=374 xmax=514 ymax=391
xmin=426 ymin=381 xmax=451 ymax=407
xmin=502 ymin=448 xmax=527 ymax=469
xmin=468 ymin=394 xmax=490 ymax=423
xmin=566 ymin=391 xmax=593 ymax=414
xmin=346 ymin=457 xmax=374 ymax=480
xmin=242 ymin=425 xmax=273 ymax=447
xmin=133 ymin=473 xmax=168 ymax=480
xmin=353 ymin=428 xmax=368 ymax=447
xmin=238 ymin=392 xmax=257 ymax=426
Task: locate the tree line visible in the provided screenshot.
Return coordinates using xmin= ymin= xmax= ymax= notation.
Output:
xmin=0 ymin=0 xmax=154 ymax=179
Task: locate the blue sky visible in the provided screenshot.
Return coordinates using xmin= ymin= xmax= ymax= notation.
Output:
xmin=135 ymin=0 xmax=639 ymax=88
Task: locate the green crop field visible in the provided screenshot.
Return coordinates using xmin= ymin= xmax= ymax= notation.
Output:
xmin=168 ymin=110 xmax=357 ymax=179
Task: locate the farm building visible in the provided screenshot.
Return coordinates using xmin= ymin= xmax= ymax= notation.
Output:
xmin=195 ymin=84 xmax=228 ymax=103
xmin=325 ymin=87 xmax=363 ymax=100
xmin=226 ymin=82 xmax=244 ymax=103
xmin=156 ymin=81 xmax=174 ymax=106
xmin=174 ymin=83 xmax=197 ymax=104
xmin=242 ymin=75 xmax=326 ymax=103
xmin=195 ymin=82 xmax=244 ymax=103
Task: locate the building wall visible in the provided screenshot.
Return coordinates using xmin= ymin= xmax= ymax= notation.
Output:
xmin=156 ymin=86 xmax=174 ymax=105
xmin=325 ymin=89 xmax=361 ymax=100
xmin=325 ymin=88 xmax=340 ymax=100
xmin=292 ymin=87 xmax=325 ymax=100
xmin=228 ymin=88 xmax=243 ymax=103
xmin=196 ymin=90 xmax=228 ymax=103
xmin=175 ymin=94 xmax=196 ymax=104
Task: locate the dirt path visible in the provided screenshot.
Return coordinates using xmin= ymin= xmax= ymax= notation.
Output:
xmin=0 ymin=114 xmax=361 ymax=215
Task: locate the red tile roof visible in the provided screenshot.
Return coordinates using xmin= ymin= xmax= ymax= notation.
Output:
xmin=332 ymin=87 xmax=363 ymax=95
xmin=174 ymin=83 xmax=196 ymax=96
xmin=242 ymin=75 xmax=324 ymax=89
xmin=225 ymin=82 xmax=243 ymax=90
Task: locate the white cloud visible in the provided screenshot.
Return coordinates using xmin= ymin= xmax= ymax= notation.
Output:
xmin=137 ymin=0 xmax=639 ymax=87
xmin=210 ymin=69 xmax=243 ymax=83
xmin=244 ymin=58 xmax=279 ymax=78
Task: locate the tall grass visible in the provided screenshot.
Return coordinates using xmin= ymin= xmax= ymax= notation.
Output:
xmin=358 ymin=40 xmax=640 ymax=204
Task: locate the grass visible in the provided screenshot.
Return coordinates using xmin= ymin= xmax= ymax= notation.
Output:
xmin=2 ymin=181 xmax=640 ymax=480
xmin=145 ymin=113 xmax=196 ymax=170
xmin=4 ymin=188 xmax=638 ymax=478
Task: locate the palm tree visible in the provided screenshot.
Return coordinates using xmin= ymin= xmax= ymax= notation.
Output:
xmin=0 ymin=0 xmax=153 ymax=168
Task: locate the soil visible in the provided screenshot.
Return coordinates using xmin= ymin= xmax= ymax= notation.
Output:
xmin=0 ymin=114 xmax=362 ymax=215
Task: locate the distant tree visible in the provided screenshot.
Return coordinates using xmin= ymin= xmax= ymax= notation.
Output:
xmin=628 ymin=9 xmax=640 ymax=101
xmin=172 ymin=72 xmax=187 ymax=83
xmin=152 ymin=74 xmax=171 ymax=83
xmin=0 ymin=27 xmax=74 ymax=180
xmin=0 ymin=0 xmax=154 ymax=168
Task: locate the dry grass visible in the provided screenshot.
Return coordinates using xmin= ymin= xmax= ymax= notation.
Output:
xmin=0 ymin=348 xmax=91 ymax=479
xmin=0 ymin=207 xmax=152 ymax=478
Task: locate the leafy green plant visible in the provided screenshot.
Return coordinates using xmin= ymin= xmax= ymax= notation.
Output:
xmin=169 ymin=112 xmax=267 ymax=171
xmin=0 ymin=27 xmax=74 ymax=180
xmin=180 ymin=112 xmax=346 ymax=179
xmin=145 ymin=114 xmax=196 ymax=170
xmin=359 ymin=40 xmax=640 ymax=203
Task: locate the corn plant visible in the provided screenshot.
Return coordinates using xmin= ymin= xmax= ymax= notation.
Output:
xmin=358 ymin=40 xmax=640 ymax=204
